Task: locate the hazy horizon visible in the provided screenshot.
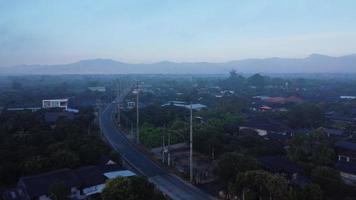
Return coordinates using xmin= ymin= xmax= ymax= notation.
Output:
xmin=0 ymin=53 xmax=355 ymax=67
xmin=1 ymin=1 xmax=356 ymax=67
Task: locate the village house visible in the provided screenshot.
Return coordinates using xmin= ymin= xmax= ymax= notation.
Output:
xmin=334 ymin=141 xmax=356 ymax=185
xmin=2 ymin=164 xmax=135 ymax=200
xmin=259 ymin=156 xmax=310 ymax=186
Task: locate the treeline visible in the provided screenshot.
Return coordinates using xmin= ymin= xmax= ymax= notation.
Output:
xmin=0 ymin=108 xmax=118 ymax=187
xmin=213 ymin=129 xmax=356 ymax=200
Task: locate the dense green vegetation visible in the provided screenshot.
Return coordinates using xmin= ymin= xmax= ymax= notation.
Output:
xmin=0 ymin=108 xmax=117 ymax=186
xmin=1 ymin=74 xmax=356 ymax=199
xmin=101 ymin=176 xmax=164 ymax=200
xmin=120 ymin=73 xmax=356 ymax=200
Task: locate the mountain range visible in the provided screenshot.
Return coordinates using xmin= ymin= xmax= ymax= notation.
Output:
xmin=1 ymin=54 xmax=356 ymax=74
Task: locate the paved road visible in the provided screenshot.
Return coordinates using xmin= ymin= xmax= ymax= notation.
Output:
xmin=100 ymin=100 xmax=215 ymax=200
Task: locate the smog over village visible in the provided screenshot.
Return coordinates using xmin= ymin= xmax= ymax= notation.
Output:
xmin=1 ymin=1 xmax=356 ymax=200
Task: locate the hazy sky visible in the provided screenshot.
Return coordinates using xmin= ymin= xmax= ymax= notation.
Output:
xmin=1 ymin=0 xmax=356 ymax=66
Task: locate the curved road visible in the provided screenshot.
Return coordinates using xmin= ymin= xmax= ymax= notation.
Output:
xmin=100 ymin=102 xmax=215 ymax=200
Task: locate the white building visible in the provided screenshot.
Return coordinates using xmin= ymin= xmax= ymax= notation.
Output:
xmin=42 ymin=99 xmax=68 ymax=110
xmin=127 ymin=101 xmax=136 ymax=109
xmin=340 ymin=96 xmax=356 ymax=100
xmin=88 ymin=87 xmax=106 ymax=92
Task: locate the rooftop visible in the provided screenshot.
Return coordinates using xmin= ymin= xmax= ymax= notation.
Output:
xmin=335 ymin=141 xmax=356 ymax=151
xmin=19 ymin=168 xmax=81 ymax=198
xmin=336 ymin=161 xmax=356 ymax=174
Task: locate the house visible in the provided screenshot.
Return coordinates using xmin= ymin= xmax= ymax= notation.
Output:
xmin=88 ymin=87 xmax=106 ymax=92
xmin=242 ymin=118 xmax=292 ymax=137
xmin=259 ymin=156 xmax=310 ymax=186
xmin=321 ymin=127 xmax=348 ymax=138
xmin=16 ymin=169 xmax=81 ymax=200
xmin=261 ymin=96 xmax=303 ymax=104
xmin=7 ymin=107 xmax=41 ymax=112
xmin=161 ymin=101 xmax=207 ymax=111
xmin=325 ymin=111 xmax=355 ymax=124
xmin=97 ymin=155 xmax=117 ymax=166
xmin=263 ymin=97 xmax=286 ymax=104
xmin=259 ymin=105 xmax=272 ymax=111
xmin=42 ymin=99 xmax=69 ymax=110
xmin=264 ymin=132 xmax=292 ymax=146
xmin=335 ymin=141 xmax=356 ymax=163
xmin=127 ymin=101 xmax=136 ymax=109
xmin=2 ymin=165 xmax=135 ymax=200
xmin=239 ymin=126 xmax=267 ymax=136
xmin=336 ymin=161 xmax=356 ymax=185
xmin=340 ymin=96 xmax=356 ymax=100
xmin=334 ymin=141 xmax=356 ymax=185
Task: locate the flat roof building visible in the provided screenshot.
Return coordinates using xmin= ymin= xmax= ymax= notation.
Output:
xmin=42 ymin=99 xmax=68 ymax=110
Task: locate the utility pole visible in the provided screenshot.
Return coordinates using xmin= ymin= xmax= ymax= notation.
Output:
xmin=117 ymin=103 xmax=121 ymax=126
xmin=136 ymin=81 xmax=140 ymax=144
xmin=97 ymin=99 xmax=102 ymax=136
xmin=117 ymin=79 xmax=121 ymax=126
xmin=189 ymin=101 xmax=193 ymax=183
xmin=168 ymin=128 xmax=171 ymax=166
xmin=162 ymin=134 xmax=165 ymax=163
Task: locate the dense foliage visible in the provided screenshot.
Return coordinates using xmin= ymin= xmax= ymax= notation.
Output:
xmin=101 ymin=176 xmax=165 ymax=200
xmin=0 ymin=109 xmax=114 ymax=186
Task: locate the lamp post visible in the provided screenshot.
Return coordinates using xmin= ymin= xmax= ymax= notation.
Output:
xmin=135 ymin=82 xmax=140 ymax=144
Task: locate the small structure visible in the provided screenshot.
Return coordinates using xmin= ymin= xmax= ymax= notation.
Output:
xmin=151 ymin=143 xmax=214 ymax=184
xmin=7 ymin=107 xmax=41 ymax=112
xmin=42 ymin=99 xmax=68 ymax=110
xmin=261 ymin=96 xmax=303 ymax=104
xmin=240 ymin=126 xmax=267 ymax=136
xmin=88 ymin=86 xmax=106 ymax=92
xmin=335 ymin=141 xmax=356 ymax=163
xmin=127 ymin=101 xmax=136 ymax=109
xmin=340 ymin=96 xmax=356 ymax=100
xmin=321 ymin=127 xmax=348 ymax=138
xmin=161 ymin=101 xmax=207 ymax=111
xmin=259 ymin=106 xmax=272 ymax=111
xmin=336 ymin=161 xmax=356 ymax=185
xmin=2 ymin=164 xmax=135 ymax=200
xmin=259 ymin=156 xmax=309 ymax=186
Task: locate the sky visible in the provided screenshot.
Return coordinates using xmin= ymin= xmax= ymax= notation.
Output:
xmin=1 ymin=0 xmax=356 ymax=66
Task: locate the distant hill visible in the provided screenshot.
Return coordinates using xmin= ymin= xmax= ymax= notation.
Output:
xmin=1 ymin=54 xmax=356 ymax=74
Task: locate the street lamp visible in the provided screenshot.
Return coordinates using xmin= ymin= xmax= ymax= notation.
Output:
xmin=133 ymin=82 xmax=140 ymax=144
xmin=189 ymin=101 xmax=193 ymax=183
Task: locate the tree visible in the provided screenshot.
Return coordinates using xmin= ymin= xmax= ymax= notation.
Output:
xmin=230 ymin=170 xmax=294 ymax=200
xmin=139 ymin=123 xmax=163 ymax=148
xmin=246 ymin=74 xmax=266 ymax=88
xmin=288 ymin=129 xmax=335 ymax=167
xmin=287 ymin=103 xmax=325 ymax=129
xmin=22 ymin=155 xmax=50 ymax=174
xmin=11 ymin=81 xmax=23 ymax=90
xmin=296 ymin=183 xmax=323 ymax=200
xmin=101 ymin=176 xmax=162 ymax=200
xmin=220 ymin=70 xmax=245 ymax=90
xmin=50 ymin=150 xmax=80 ymax=168
xmin=215 ymin=152 xmax=260 ymax=184
xmin=311 ymin=166 xmax=342 ymax=198
xmin=48 ymin=181 xmax=70 ymax=200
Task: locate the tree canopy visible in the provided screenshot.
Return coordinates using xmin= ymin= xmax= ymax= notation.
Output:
xmin=101 ymin=176 xmax=164 ymax=200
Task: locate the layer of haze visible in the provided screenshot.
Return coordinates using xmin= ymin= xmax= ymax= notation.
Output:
xmin=1 ymin=0 xmax=356 ymax=66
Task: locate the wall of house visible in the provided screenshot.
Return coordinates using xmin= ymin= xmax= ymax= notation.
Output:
xmin=39 ymin=195 xmax=51 ymax=200
xmin=340 ymin=172 xmax=356 ymax=185
xmin=83 ymin=184 xmax=106 ymax=196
